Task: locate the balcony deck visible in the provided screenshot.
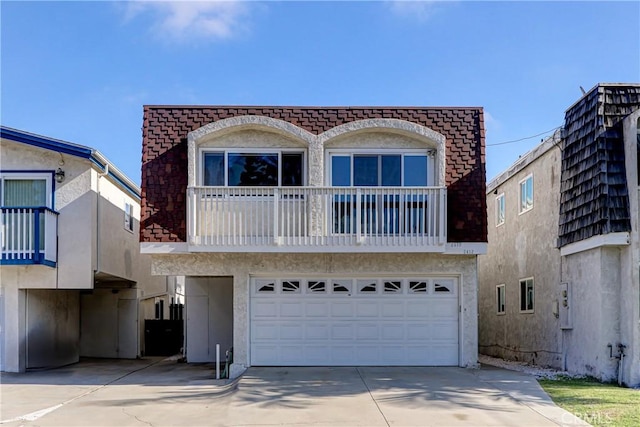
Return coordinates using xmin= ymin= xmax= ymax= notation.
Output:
xmin=1 ymin=207 xmax=58 ymax=267
xmin=188 ymin=186 xmax=447 ymax=253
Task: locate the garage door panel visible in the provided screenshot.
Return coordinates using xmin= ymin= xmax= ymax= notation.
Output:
xmin=253 ymin=323 xmax=279 ymax=340
xmin=356 ymin=302 xmax=379 ymax=317
xmin=280 ymin=324 xmax=304 ymax=340
xmin=253 ymin=301 xmax=278 ymax=317
xmin=357 ymin=346 xmax=379 ymax=364
xmin=331 ymin=302 xmax=354 ymax=317
xmin=280 ymin=302 xmax=303 ymax=317
xmin=331 ymin=324 xmax=354 ymax=340
xmin=250 ymin=277 xmax=459 ymax=366
xmin=356 ymin=323 xmax=378 ymax=339
xmin=406 ymin=302 xmax=430 ymax=317
xmin=381 ymin=302 xmax=404 ymax=317
xmin=306 ymin=324 xmax=330 ymax=340
xmin=381 ymin=324 xmax=405 ymax=340
xmin=305 ymin=302 xmax=329 ymax=317
xmin=406 ymin=324 xmax=429 ymax=340
xmin=331 ymin=346 xmax=354 ymax=364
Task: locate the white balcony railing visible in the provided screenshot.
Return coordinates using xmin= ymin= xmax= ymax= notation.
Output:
xmin=188 ymin=186 xmax=447 ymax=252
xmin=1 ymin=207 xmax=58 ymax=266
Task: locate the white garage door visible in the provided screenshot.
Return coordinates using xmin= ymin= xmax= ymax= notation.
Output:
xmin=250 ymin=277 xmax=459 ymax=366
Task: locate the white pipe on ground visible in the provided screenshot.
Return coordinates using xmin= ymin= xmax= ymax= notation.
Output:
xmin=216 ymin=344 xmax=220 ymax=380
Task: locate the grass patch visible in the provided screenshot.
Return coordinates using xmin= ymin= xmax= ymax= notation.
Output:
xmin=539 ymin=377 xmax=640 ymax=426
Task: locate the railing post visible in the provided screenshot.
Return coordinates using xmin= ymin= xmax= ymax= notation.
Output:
xmin=187 ymin=187 xmax=195 ymax=245
xmin=439 ymin=188 xmax=447 ymax=244
xmin=356 ymin=188 xmax=362 ymax=243
xmin=273 ymin=188 xmax=279 ymax=245
xmin=33 ymin=208 xmax=41 ymax=263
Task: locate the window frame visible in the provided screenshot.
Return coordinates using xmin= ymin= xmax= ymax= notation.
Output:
xmin=0 ymin=171 xmax=54 ymax=208
xmin=495 ymin=193 xmax=505 ymax=226
xmin=326 ymin=149 xmax=435 ymax=187
xmin=518 ymin=174 xmax=534 ymax=214
xmin=124 ymin=202 xmax=134 ymax=233
xmin=519 ymin=277 xmax=534 ymax=313
xmin=199 ymin=148 xmax=307 ymax=187
xmin=496 ymin=284 xmax=506 ymax=315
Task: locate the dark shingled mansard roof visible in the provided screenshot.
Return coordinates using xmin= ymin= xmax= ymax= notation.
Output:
xmin=558 ymin=84 xmax=640 ymax=247
xmin=140 ymin=106 xmax=487 ymax=244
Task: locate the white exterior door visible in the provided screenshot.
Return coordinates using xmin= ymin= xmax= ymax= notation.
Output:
xmin=250 ymin=277 xmax=459 ymax=366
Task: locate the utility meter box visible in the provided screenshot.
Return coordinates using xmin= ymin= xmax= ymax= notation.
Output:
xmin=560 ymin=282 xmax=572 ymax=330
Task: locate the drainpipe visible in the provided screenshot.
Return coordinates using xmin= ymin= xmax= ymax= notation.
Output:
xmin=96 ymin=164 xmax=109 ymax=275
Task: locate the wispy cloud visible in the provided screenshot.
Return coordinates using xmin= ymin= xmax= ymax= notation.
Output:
xmin=123 ymin=0 xmax=251 ymax=42
xmin=386 ymin=1 xmax=448 ymax=21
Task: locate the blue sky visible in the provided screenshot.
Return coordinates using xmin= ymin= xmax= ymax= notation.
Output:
xmin=2 ymin=1 xmax=638 ymax=184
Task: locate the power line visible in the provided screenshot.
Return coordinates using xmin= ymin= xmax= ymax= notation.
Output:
xmin=486 ymin=125 xmax=562 ymax=147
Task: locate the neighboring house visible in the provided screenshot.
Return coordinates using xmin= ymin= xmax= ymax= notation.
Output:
xmin=140 ymin=106 xmax=488 ymax=378
xmin=0 ymin=127 xmax=170 ymax=372
xmin=478 ymin=83 xmax=640 ymax=386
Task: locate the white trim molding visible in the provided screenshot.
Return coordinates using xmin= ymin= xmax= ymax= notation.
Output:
xmin=560 ymin=232 xmax=630 ymax=256
xmin=140 ymin=242 xmax=189 ymax=254
xmin=444 ymin=242 xmax=487 ymax=255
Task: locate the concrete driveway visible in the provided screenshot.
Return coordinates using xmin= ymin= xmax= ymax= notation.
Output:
xmin=0 ymin=358 xmax=587 ymax=427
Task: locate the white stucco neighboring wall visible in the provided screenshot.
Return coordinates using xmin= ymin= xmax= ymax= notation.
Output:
xmin=478 ymin=137 xmax=563 ymax=369
xmin=1 ymin=136 xmax=169 ymax=371
xmin=151 ymin=252 xmax=479 ymax=377
xmin=561 ymin=247 xmax=623 ymax=381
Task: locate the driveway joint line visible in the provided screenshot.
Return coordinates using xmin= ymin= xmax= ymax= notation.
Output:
xmin=356 ymin=367 xmax=391 ymax=427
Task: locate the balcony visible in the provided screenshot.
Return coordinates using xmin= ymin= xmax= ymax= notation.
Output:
xmin=1 ymin=207 xmax=58 ymax=267
xmin=188 ymin=186 xmax=447 ymax=252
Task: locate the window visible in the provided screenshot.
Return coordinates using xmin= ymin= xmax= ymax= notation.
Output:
xmin=329 ymin=151 xmax=433 ymax=187
xmin=202 ymin=150 xmax=304 ymax=186
xmin=519 ymin=175 xmax=533 ymax=213
xmin=519 ymin=278 xmax=534 ymax=312
xmin=124 ymin=202 xmax=134 ymax=232
xmin=1 ymin=173 xmax=53 ymax=252
xmin=496 ymin=193 xmax=505 ymax=226
xmin=0 ymin=173 xmax=52 ymax=208
xmin=496 ymin=284 xmax=505 ymax=314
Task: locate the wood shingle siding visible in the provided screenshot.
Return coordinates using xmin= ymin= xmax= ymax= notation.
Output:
xmin=140 ymin=106 xmax=487 ymax=244
xmin=558 ymin=84 xmax=640 ymax=247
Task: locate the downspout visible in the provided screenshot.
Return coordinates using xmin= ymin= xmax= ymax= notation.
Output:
xmin=96 ymin=164 xmax=109 ymax=275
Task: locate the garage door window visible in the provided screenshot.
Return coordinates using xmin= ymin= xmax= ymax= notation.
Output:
xmin=332 ymin=280 xmax=351 ymax=293
xmin=282 ymin=280 xmax=301 ymax=293
xmin=256 ymin=280 xmax=275 ymax=293
xmin=308 ymin=281 xmax=326 ymax=293
xmin=358 ymin=280 xmax=377 ymax=293
xmin=384 ymin=281 xmax=402 ymax=293
xmin=409 ymin=281 xmax=428 ymax=293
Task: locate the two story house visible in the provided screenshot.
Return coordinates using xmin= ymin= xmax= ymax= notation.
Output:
xmin=140 ymin=106 xmax=487 ymax=377
xmin=0 ymin=127 xmax=169 ymax=372
xmin=478 ymin=83 xmax=640 ymax=387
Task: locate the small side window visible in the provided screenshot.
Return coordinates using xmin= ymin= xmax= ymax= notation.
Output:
xmin=496 ymin=284 xmax=505 ymax=314
xmin=519 ymin=175 xmax=533 ymax=213
xmin=519 ymin=278 xmax=534 ymax=312
xmin=124 ymin=202 xmax=134 ymax=232
xmin=496 ymin=193 xmax=505 ymax=226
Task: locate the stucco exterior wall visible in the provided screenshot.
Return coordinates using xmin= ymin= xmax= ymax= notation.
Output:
xmin=25 ymin=289 xmax=80 ymax=368
xmin=478 ymin=141 xmax=563 ymax=368
xmin=1 ymin=137 xmax=169 ymax=371
xmin=79 ymin=288 xmax=139 ymax=359
xmin=619 ymin=112 xmax=640 ymax=386
xmin=184 ymin=276 xmax=233 ymax=363
xmin=150 ymin=252 xmax=479 ymax=376
xmin=561 ymin=247 xmax=623 ymax=380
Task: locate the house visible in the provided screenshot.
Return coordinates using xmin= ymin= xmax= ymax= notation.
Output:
xmin=0 ymin=126 xmax=173 ymax=372
xmin=478 ymin=83 xmax=640 ymax=386
xmin=140 ymin=106 xmax=488 ymax=377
